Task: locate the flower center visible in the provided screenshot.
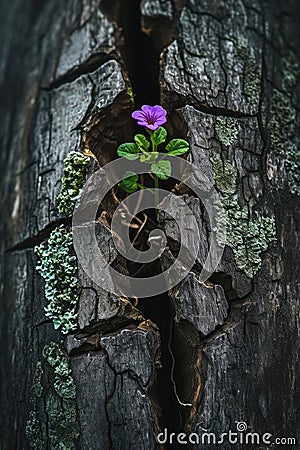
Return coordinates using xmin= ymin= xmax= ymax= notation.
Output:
xmin=145 ymin=112 xmax=155 ymax=125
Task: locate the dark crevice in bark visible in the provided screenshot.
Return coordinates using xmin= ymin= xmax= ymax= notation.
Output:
xmin=171 ymin=320 xmax=202 ymax=440
xmin=162 ymin=90 xmax=258 ymax=118
xmin=5 ymin=217 xmax=71 ymax=252
xmin=104 ymin=372 xmax=115 ymax=450
xmin=42 ymin=53 xmax=113 ymax=91
xmin=139 ymin=292 xmax=183 ymax=445
xmin=100 ymin=0 xmax=160 ymax=106
xmin=73 ymin=318 xmax=142 ymax=341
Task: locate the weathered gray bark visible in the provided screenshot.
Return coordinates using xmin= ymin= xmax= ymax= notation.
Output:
xmin=0 ymin=0 xmax=299 ymax=449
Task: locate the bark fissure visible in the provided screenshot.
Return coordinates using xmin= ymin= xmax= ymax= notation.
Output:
xmin=6 ymin=218 xmax=71 ymax=252
xmin=43 ymin=53 xmax=114 ymax=91
xmin=100 ymin=0 xmax=160 ymax=106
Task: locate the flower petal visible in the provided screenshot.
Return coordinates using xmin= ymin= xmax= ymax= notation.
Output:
xmin=154 ymin=116 xmax=167 ymax=126
xmin=132 ymin=110 xmax=145 ymax=120
xmin=137 ymin=120 xmax=148 ymax=126
xmin=132 ymin=105 xmax=167 ymax=129
xmin=141 ymin=105 xmax=153 ymax=115
xmin=151 ymin=105 xmax=167 ymax=118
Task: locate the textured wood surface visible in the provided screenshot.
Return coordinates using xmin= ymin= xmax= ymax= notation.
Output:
xmin=0 ymin=0 xmax=299 ymax=449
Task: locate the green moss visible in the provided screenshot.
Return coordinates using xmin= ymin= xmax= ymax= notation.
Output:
xmin=26 ymin=343 xmax=79 ymax=450
xmin=269 ymin=89 xmax=299 ymax=196
xmin=127 ymin=86 xmax=135 ymax=104
xmin=57 ymin=151 xmax=90 ymax=216
xmin=236 ymin=45 xmax=261 ymax=100
xmin=35 ymin=227 xmax=78 ymax=334
xmin=215 ymin=117 xmax=239 ymax=146
xmin=212 ymin=157 xmax=276 ymax=277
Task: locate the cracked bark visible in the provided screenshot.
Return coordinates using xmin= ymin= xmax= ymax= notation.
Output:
xmin=0 ymin=1 xmax=299 ymax=450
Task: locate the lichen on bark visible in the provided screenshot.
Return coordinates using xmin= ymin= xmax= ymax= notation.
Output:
xmin=212 ymin=155 xmax=276 ymax=277
xmin=236 ymin=44 xmax=261 ymax=101
xmin=214 ymin=117 xmax=239 ymax=146
xmin=268 ymin=89 xmax=300 ymax=196
xmin=57 ymin=151 xmax=91 ymax=216
xmin=26 ymin=342 xmax=79 ymax=450
xmin=35 ymin=227 xmax=78 ymax=333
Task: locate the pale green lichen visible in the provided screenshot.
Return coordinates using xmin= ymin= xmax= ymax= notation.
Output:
xmin=285 ymin=144 xmax=300 ymax=194
xmin=222 ymin=195 xmax=276 ymax=277
xmin=26 ymin=410 xmax=45 ymax=450
xmin=57 ymin=151 xmax=90 ymax=216
xmin=269 ymin=90 xmax=295 ymax=152
xmin=26 ymin=343 xmax=79 ymax=450
xmin=283 ymin=58 xmax=300 ymax=90
xmin=212 ymin=156 xmax=276 ymax=277
xmin=211 ymin=154 xmax=237 ymax=195
xmin=236 ymin=45 xmax=261 ymax=100
xmin=26 ymin=363 xmax=45 ymax=448
xmin=43 ymin=342 xmax=79 ymax=450
xmin=31 ymin=361 xmax=44 ymax=398
xmin=35 ymin=227 xmax=78 ymax=334
xmin=215 ymin=117 xmax=239 ymax=146
xmin=269 ymin=89 xmax=300 ymax=196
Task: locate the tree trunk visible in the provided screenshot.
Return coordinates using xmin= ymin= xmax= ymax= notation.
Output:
xmin=0 ymin=0 xmax=299 ymax=449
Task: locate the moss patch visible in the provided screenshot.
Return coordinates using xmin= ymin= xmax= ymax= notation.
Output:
xmin=215 ymin=117 xmax=239 ymax=146
xmin=35 ymin=227 xmax=78 ymax=334
xmin=57 ymin=151 xmax=90 ymax=216
xmin=212 ymin=156 xmax=276 ymax=277
xmin=26 ymin=343 xmax=79 ymax=450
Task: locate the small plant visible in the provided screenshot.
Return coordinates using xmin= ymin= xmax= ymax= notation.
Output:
xmin=117 ymin=105 xmax=189 ymax=197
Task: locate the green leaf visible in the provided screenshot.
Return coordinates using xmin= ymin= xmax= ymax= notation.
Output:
xmin=152 ymin=127 xmax=167 ymax=146
xmin=166 ymin=138 xmax=189 ymax=156
xmin=134 ymin=134 xmax=150 ymax=152
xmin=119 ymin=171 xmax=139 ymax=193
xmin=117 ymin=143 xmax=139 ymax=160
xmin=151 ymin=160 xmax=171 ymax=180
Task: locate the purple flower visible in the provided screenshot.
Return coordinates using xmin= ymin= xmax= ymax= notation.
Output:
xmin=131 ymin=105 xmax=167 ymax=131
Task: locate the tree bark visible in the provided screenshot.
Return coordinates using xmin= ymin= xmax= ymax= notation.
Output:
xmin=0 ymin=0 xmax=299 ymax=449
